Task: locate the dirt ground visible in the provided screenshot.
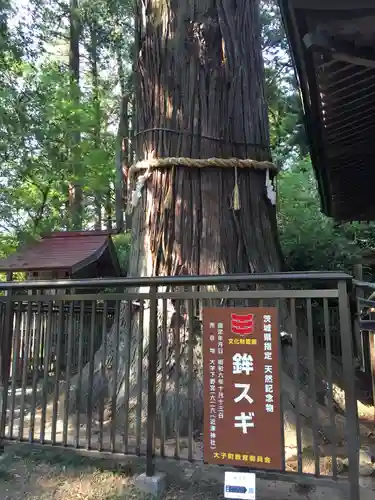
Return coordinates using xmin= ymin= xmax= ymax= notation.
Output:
xmin=0 ymin=444 xmax=225 ymax=500
xmin=0 ymin=443 xmax=373 ymax=500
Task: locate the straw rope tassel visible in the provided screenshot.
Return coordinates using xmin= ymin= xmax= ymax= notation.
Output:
xmin=232 ymin=165 xmax=240 ymax=211
xmin=164 ymin=165 xmax=175 ymax=209
xmin=126 ymin=156 xmax=279 ymax=213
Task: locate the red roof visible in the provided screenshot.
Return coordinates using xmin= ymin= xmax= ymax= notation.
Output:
xmin=0 ymin=231 xmax=114 ymax=273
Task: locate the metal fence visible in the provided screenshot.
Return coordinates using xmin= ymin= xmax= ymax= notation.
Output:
xmin=0 ymin=272 xmax=360 ymax=498
xmin=6 ymin=302 xmax=115 ymax=382
xmin=352 ymin=278 xmax=375 ymax=418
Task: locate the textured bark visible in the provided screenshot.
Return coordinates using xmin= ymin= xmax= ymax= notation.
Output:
xmin=58 ymin=0 xmax=363 ymax=453
xmin=129 ymin=0 xmax=281 ymax=432
xmin=89 ymin=24 xmax=102 ymax=231
xmin=115 ymin=94 xmax=129 ymax=232
xmin=61 ymin=0 xmax=282 ymax=424
xmin=133 ymin=0 xmax=281 ymax=275
xmin=68 ymin=0 xmax=83 ymax=230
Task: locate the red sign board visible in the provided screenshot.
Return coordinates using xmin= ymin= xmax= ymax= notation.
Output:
xmin=203 ymin=307 xmax=282 ymax=470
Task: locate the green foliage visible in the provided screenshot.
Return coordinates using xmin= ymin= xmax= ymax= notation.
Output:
xmin=0 ymin=234 xmax=17 ymax=260
xmin=112 ymin=232 xmax=131 ymax=274
xmin=0 ymin=0 xmax=133 ymax=251
xmin=261 ymin=0 xmax=308 ymax=165
xmin=278 ymin=158 xmax=375 ymax=272
xmin=261 ymin=1 xmax=375 ymax=273
xmin=0 ymin=60 xmax=115 ymax=235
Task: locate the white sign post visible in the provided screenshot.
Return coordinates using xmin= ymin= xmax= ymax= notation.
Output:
xmin=224 ymin=471 xmax=256 ymax=500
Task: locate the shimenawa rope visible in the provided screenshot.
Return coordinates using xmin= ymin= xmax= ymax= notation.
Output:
xmin=128 ymin=156 xmax=278 ymax=211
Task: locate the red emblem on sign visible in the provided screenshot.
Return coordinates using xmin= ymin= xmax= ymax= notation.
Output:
xmin=231 ymin=313 xmax=254 ymax=335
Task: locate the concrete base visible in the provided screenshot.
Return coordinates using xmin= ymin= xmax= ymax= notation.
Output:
xmin=134 ymin=472 xmax=167 ymax=498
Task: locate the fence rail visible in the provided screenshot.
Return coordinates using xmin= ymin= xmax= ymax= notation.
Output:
xmin=7 ymin=302 xmax=115 ymax=382
xmin=0 ymin=272 xmax=360 ymax=498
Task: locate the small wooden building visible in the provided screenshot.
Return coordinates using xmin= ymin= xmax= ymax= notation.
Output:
xmin=0 ymin=230 xmax=121 ymax=280
xmin=0 ymin=231 xmax=122 ymax=381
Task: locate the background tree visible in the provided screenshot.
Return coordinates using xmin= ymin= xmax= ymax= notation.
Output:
xmin=68 ymin=0 xmax=83 ymax=229
xmin=0 ymin=0 xmax=134 ymax=240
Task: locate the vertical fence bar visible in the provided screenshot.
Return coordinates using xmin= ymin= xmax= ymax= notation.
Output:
xmin=0 ymin=283 xmax=14 ymax=450
xmin=30 ymin=310 xmax=36 ymax=372
xmin=40 ymin=301 xmax=53 ymax=444
xmin=174 ymin=299 xmax=181 ymax=459
xmin=51 ymin=301 xmax=64 ymax=445
xmin=306 ymin=299 xmax=320 ymax=476
xmin=19 ymin=300 xmax=32 ymax=441
xmin=135 ymin=300 xmax=144 ymax=455
xmin=63 ymin=296 xmax=75 ymax=447
xmin=276 ymin=298 xmax=285 ymax=472
xmin=98 ymin=300 xmax=108 ymax=452
xmin=19 ymin=311 xmax=25 ymax=387
xmin=29 ymin=298 xmax=42 ymax=442
xmin=187 ymin=298 xmax=194 ymax=462
xmin=338 ymin=280 xmax=360 ymax=500
xmin=323 ymin=298 xmax=337 ymax=479
xmin=146 ymin=285 xmax=157 ymax=477
xmin=123 ymin=300 xmax=132 ymax=454
xmin=110 ymin=300 xmax=120 ymax=453
xmin=86 ymin=300 xmax=96 ymax=450
xmin=160 ymin=298 xmax=167 ymax=458
xmin=0 ymin=303 xmax=4 ymax=364
xmin=353 ymin=265 xmax=364 ymax=370
xmin=75 ymin=301 xmax=85 ymax=448
xmin=290 ymin=298 xmax=302 ymax=473
xmin=39 ymin=307 xmax=46 ymax=374
xmin=370 ymin=332 xmax=375 ymax=423
xmin=74 ymin=300 xmax=85 ymax=448
xmin=9 ymin=302 xmax=22 ymax=439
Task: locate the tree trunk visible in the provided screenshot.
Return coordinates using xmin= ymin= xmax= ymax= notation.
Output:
xmin=65 ymin=0 xmax=281 ymax=426
xmin=115 ymin=93 xmax=128 ymax=233
xmin=125 ymin=0 xmax=289 ymax=436
xmin=94 ymin=200 xmax=102 ymax=230
xmin=89 ymin=23 xmax=104 ymax=231
xmin=56 ymin=0 xmax=367 ymax=461
xmin=68 ymin=0 xmax=83 ymax=230
xmin=132 ymin=0 xmax=281 ymax=272
xmin=105 ymin=188 xmax=113 ymax=230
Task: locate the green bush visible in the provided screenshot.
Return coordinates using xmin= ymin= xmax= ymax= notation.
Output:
xmin=112 ymin=232 xmax=131 ymax=275
xmin=278 ymin=158 xmax=367 ymax=272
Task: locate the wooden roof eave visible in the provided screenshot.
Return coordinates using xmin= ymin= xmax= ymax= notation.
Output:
xmin=278 ymin=0 xmax=332 ymax=216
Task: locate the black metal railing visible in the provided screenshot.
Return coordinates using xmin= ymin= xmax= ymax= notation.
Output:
xmin=0 ymin=272 xmax=360 ymax=498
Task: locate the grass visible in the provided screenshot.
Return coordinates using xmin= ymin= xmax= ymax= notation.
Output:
xmin=0 ymin=444 xmax=225 ymax=500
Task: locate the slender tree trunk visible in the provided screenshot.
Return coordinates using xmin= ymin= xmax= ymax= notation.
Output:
xmin=68 ymin=0 xmax=83 ymax=230
xmin=105 ymin=188 xmax=113 ymax=230
xmin=115 ymin=48 xmax=132 ymax=231
xmin=115 ymin=88 xmax=128 ymax=231
xmin=94 ymin=201 xmax=102 ymax=230
xmin=89 ymin=23 xmax=103 ymax=231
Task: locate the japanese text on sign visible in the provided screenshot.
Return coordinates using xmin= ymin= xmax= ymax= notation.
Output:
xmin=203 ymin=308 xmax=282 ymax=470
